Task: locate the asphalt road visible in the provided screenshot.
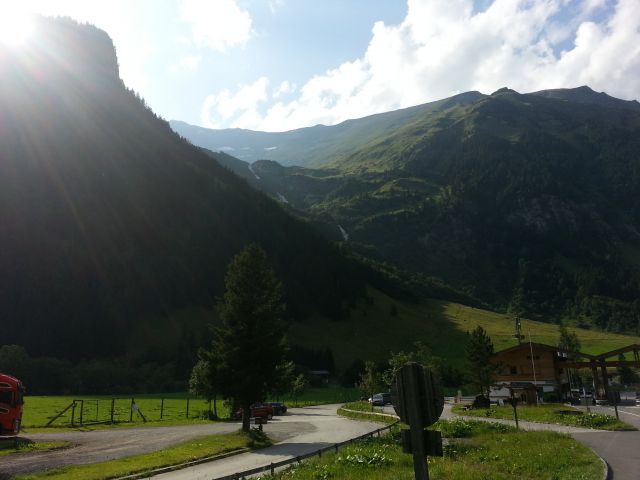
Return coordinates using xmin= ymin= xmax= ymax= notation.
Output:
xmin=151 ymin=404 xmax=381 ymax=480
xmin=0 ymin=404 xmax=379 ymax=479
xmin=572 ymin=404 xmax=640 ymax=480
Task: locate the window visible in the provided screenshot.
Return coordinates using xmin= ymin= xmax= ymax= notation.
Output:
xmin=0 ymin=391 xmax=12 ymax=405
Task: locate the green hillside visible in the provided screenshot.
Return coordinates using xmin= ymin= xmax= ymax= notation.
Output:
xmin=198 ymin=88 xmax=640 ymax=335
xmin=290 ymin=288 xmax=640 ymax=370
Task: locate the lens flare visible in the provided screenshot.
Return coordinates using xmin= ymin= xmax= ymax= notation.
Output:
xmin=0 ymin=11 xmax=35 ymax=46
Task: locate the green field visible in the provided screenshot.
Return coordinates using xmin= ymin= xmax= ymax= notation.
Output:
xmin=290 ymin=287 xmax=640 ymax=370
xmin=452 ymin=403 xmax=633 ymax=431
xmin=258 ymin=419 xmax=603 ymax=480
xmin=21 ymin=387 xmax=360 ymax=431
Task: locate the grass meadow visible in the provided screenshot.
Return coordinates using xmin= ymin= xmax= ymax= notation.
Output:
xmin=290 ymin=287 xmax=640 ymax=370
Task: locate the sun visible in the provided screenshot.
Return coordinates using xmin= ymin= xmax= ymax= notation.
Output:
xmin=0 ymin=11 xmax=35 ymax=46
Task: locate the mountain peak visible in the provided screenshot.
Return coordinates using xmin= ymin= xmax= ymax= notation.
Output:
xmin=491 ymin=87 xmax=519 ymax=95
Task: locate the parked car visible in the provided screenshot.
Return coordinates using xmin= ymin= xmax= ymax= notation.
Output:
xmin=368 ymin=393 xmax=391 ymax=406
xmin=268 ymin=402 xmax=287 ymax=415
xmin=233 ymin=404 xmax=273 ymax=420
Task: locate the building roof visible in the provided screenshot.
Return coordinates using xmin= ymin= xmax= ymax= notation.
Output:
xmin=492 ymin=342 xmax=595 ymax=359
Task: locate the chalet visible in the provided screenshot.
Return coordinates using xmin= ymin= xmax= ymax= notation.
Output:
xmin=490 ymin=342 xmax=640 ymax=404
xmin=489 ymin=342 xmax=572 ymax=403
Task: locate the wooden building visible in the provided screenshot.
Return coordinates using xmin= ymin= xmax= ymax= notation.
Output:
xmin=490 ymin=342 xmax=640 ymax=403
xmin=489 ymin=342 xmax=572 ymax=403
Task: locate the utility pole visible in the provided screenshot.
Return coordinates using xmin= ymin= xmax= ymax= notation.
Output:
xmin=529 ymin=331 xmax=538 ymax=405
xmin=514 ymin=315 xmax=523 ymax=344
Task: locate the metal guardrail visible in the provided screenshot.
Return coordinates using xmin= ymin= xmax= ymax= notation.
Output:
xmin=212 ymin=420 xmax=399 ymax=480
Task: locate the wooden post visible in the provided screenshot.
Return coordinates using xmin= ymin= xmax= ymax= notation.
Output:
xmin=186 ymin=398 xmax=190 ymax=418
xmin=110 ymin=398 xmax=115 ymax=424
xmin=71 ymin=401 xmax=76 ymax=428
xmin=130 ymin=398 xmax=134 ymax=422
xmin=160 ymin=398 xmax=164 ymax=420
xmin=79 ymin=400 xmax=84 ymax=426
xmin=599 ymin=362 xmax=610 ymax=402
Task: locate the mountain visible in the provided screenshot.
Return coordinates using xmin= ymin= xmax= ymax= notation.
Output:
xmin=170 ymin=91 xmax=484 ymax=167
xmin=0 ymin=17 xmax=365 ymax=364
xmin=192 ymin=87 xmax=640 ymax=334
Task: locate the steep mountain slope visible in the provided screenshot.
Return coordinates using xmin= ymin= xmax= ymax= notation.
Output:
xmin=0 ymin=17 xmax=365 ymax=362
xmin=198 ymin=88 xmax=640 ymax=333
xmin=170 ymin=91 xmax=484 ymax=167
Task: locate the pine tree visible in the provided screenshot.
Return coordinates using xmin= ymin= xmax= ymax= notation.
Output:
xmin=191 ymin=244 xmax=288 ymax=432
xmin=466 ymin=326 xmax=496 ymax=398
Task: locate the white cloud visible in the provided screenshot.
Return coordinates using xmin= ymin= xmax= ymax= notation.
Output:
xmin=201 ymin=76 xmax=269 ymax=128
xmin=179 ymin=0 xmax=253 ymax=52
xmin=169 ymin=54 xmax=202 ymax=73
xmin=273 ymin=80 xmax=296 ymax=98
xmin=268 ymin=0 xmax=285 ymax=15
xmin=202 ymin=0 xmax=640 ymax=131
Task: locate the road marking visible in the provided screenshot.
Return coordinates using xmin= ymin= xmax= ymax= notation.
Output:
xmin=604 ymin=407 xmax=640 ymax=418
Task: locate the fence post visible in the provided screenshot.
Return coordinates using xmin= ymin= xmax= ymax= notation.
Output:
xmin=110 ymin=398 xmax=115 ymax=424
xmin=130 ymin=398 xmax=134 ymax=422
xmin=96 ymin=399 xmax=99 ymax=422
xmin=160 ymin=398 xmax=164 ymax=420
xmin=79 ymin=400 xmax=84 ymax=426
xmin=186 ymin=398 xmax=190 ymax=419
xmin=270 ymin=463 xmax=274 ymax=474
xmin=71 ymin=401 xmax=76 ymax=428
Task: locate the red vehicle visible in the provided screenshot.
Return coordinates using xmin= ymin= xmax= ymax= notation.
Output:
xmin=0 ymin=373 xmax=25 ymax=436
xmin=233 ymin=404 xmax=273 ymax=420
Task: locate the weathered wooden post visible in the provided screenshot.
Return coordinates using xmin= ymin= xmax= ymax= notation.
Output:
xmin=186 ymin=397 xmax=190 ymax=418
xmin=509 ymin=390 xmax=519 ymax=429
xmin=130 ymin=398 xmax=134 ymax=422
xmin=393 ymin=362 xmax=444 ymax=480
xmin=160 ymin=398 xmax=164 ymax=420
xmin=110 ymin=398 xmax=115 ymax=424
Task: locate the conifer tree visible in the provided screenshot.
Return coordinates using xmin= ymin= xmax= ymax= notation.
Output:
xmin=466 ymin=326 xmax=496 ymax=398
xmin=192 ymin=244 xmax=287 ymax=431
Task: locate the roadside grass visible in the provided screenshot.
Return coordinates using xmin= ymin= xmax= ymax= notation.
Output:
xmin=338 ymin=402 xmax=397 ymax=424
xmin=452 ymin=403 xmax=634 ymax=430
xmin=289 ymin=287 xmax=640 ymax=370
xmin=14 ymin=431 xmax=263 ymax=480
xmin=256 ymin=419 xmax=603 ymax=480
xmin=0 ymin=439 xmax=72 ymax=457
xmin=22 ymin=387 xmax=359 ymax=432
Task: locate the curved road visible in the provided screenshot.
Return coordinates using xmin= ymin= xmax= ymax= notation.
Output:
xmin=0 ymin=404 xmax=379 ymax=479
xmin=151 ymin=404 xmax=381 ymax=480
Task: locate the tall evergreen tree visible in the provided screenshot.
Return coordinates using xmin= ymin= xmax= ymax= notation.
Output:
xmin=192 ymin=244 xmax=288 ymax=432
xmin=466 ymin=326 xmax=496 ymax=398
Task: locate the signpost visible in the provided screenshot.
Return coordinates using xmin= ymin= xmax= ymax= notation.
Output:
xmin=392 ymin=362 xmax=444 ymax=480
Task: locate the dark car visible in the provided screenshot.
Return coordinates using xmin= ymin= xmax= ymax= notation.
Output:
xmin=369 ymin=392 xmax=391 ymax=406
xmin=268 ymin=402 xmax=287 ymax=415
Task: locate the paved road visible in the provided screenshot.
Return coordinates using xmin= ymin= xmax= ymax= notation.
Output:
xmin=151 ymin=404 xmax=381 ymax=480
xmin=0 ymin=404 xmax=379 ymax=480
xmin=572 ymin=404 xmax=640 ymax=480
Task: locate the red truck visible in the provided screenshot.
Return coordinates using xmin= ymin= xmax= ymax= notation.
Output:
xmin=0 ymin=373 xmax=25 ymax=436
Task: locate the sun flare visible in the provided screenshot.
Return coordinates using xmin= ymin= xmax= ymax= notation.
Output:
xmin=0 ymin=11 xmax=35 ymax=46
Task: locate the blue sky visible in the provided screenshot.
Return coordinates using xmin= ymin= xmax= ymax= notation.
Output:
xmin=3 ymin=0 xmax=639 ymax=131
